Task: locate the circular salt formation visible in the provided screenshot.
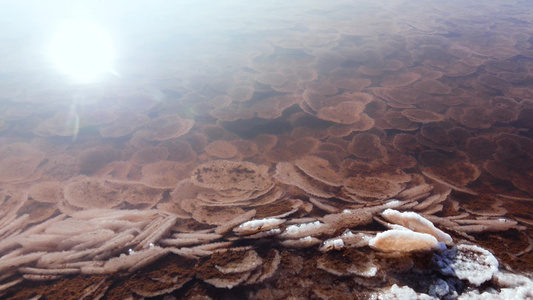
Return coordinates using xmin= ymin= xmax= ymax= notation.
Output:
xmin=191 ymin=160 xmax=271 ymax=191
xmin=205 ymin=140 xmax=238 ymax=159
xmin=478 ymin=74 xmax=508 ymax=90
xmin=141 ymin=161 xmax=196 ymax=189
xmin=80 ymin=108 xmax=118 ymax=127
xmin=131 ymin=146 xmax=169 ymax=166
xmin=252 ymin=95 xmax=301 ymax=119
xmin=333 ymin=78 xmax=371 ymax=91
xmin=294 ymin=156 xmax=343 ymax=187
xmin=209 ymin=95 xmax=232 ymax=109
xmin=192 ymin=206 xmax=247 ymax=225
xmin=489 ymin=96 xmax=519 ymax=110
xmin=134 ymin=115 xmax=195 ymax=141
xmin=466 ymin=137 xmax=497 ymax=162
xmin=327 ymin=113 xmax=375 ymax=138
xmin=316 ymin=101 xmax=365 ymax=124
xmin=228 ymin=85 xmax=254 ymax=102
xmin=210 ymin=105 xmax=254 ymax=122
xmin=256 ymin=72 xmax=287 ymax=86
xmin=287 ymin=137 xmax=320 ymax=158
xmin=348 ymin=133 xmax=386 ymax=160
xmin=113 ymin=182 xmax=165 ymax=206
xmin=274 ymin=162 xmax=334 ymax=199
xmin=317 ymin=250 xmax=377 ymax=277
xmin=16 ymin=196 xmax=58 ymax=224
xmin=392 ymin=133 xmax=420 ymax=154
xmin=0 ymin=143 xmax=45 ymax=183
xmin=63 ymin=175 xmax=122 ymax=209
xmin=489 ymin=107 xmax=519 ymax=123
xmin=34 ymin=112 xmax=79 ymax=137
xmin=383 ymin=111 xmax=418 ymax=131
xmin=380 ymin=72 xmax=421 ymax=87
xmin=77 ymin=146 xmax=121 ymax=174
xmin=29 ymin=181 xmax=64 ymax=203
xmin=344 ymin=176 xmax=405 ymax=200
xmin=307 ymin=81 xmax=338 ymax=96
xmin=231 ymin=140 xmax=259 ymax=159
xmin=254 ymin=134 xmax=278 ymax=152
xmin=459 ymin=107 xmax=494 ymax=129
xmin=359 ymin=60 xmax=403 ymax=76
xmin=419 ymin=124 xmax=450 ymax=145
xmin=302 ymin=90 xmax=326 ymax=112
xmin=447 ymin=45 xmax=473 ymax=59
xmin=162 ymin=140 xmax=197 ymax=163
xmin=375 ymin=87 xmax=419 ymax=105
xmin=422 ymin=160 xmax=481 ymax=187
xmin=201 ymin=124 xmax=229 ymax=141
xmin=401 ymin=109 xmax=445 ymax=124
xmin=412 ymin=80 xmax=451 ymax=94
xmin=196 ymin=249 xmax=275 ymax=289
xmin=99 ymin=113 xmax=150 ymax=138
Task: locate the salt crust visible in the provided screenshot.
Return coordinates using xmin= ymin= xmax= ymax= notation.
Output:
xmin=376 ymin=283 xmax=434 ymax=300
xmin=434 ymin=244 xmax=498 ymax=286
xmin=233 ymin=218 xmax=285 ymax=235
xmin=376 ymin=245 xmax=533 ymax=299
xmin=466 ymin=272 xmax=533 ymax=300
xmin=280 ymin=221 xmax=328 ymax=239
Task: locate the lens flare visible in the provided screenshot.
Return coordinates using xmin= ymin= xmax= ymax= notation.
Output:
xmin=49 ymin=20 xmax=115 ymax=82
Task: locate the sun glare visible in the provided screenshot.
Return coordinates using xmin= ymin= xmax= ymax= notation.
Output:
xmin=50 ymin=20 xmax=115 ymax=82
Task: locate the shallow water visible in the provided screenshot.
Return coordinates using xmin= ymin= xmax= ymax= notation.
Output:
xmin=0 ymin=0 xmax=532 ymax=299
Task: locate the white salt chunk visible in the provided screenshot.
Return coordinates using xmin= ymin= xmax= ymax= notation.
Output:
xmin=369 ymin=229 xmax=443 ymax=252
xmin=382 ymin=209 xmax=453 ymax=245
